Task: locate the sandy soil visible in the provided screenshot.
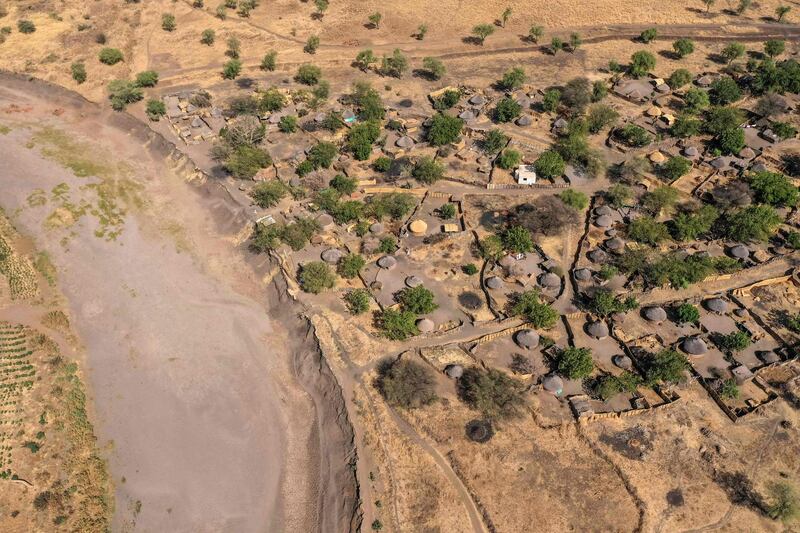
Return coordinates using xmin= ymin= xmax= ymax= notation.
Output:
xmin=0 ymin=79 xmax=353 ymax=532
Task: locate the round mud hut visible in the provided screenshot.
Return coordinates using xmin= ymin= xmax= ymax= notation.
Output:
xmin=682 ymin=336 xmax=708 ymax=356
xmin=515 ymin=329 xmax=540 ymax=350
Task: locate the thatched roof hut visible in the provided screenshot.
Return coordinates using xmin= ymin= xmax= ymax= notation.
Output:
xmin=595 ymin=205 xmax=613 ymax=216
xmin=574 ymin=268 xmax=592 ymax=281
xmin=643 ymin=306 xmax=667 ymax=323
xmin=316 ymin=213 xmax=334 ymax=228
xmin=485 ymin=276 xmax=504 ymax=290
xmin=377 ymin=255 xmax=397 ymax=270
xmin=705 ymin=297 xmax=728 ymax=314
xmin=595 ymin=214 xmax=613 ymax=228
xmin=409 ymin=219 xmax=428 ymax=235
xmin=588 ymin=249 xmax=609 ymax=263
xmin=613 ymin=354 xmax=633 ymax=370
xmin=682 ymin=336 xmax=708 ymax=355
xmin=321 ymin=248 xmax=343 ymax=264
xmin=587 ymin=320 xmax=610 ymax=339
xmin=445 ymin=364 xmax=464 ymax=379
xmin=369 ymin=222 xmax=384 ymax=234
xmin=416 ymin=318 xmax=435 ymax=333
xmin=405 ymin=275 xmax=423 ymax=288
xmin=542 ymin=374 xmax=564 ymax=395
xmin=729 ymin=244 xmax=749 ymax=259
xmin=539 ymin=272 xmax=561 ymax=288
xmin=605 ymin=237 xmax=625 ymax=251
xmin=515 ymin=329 xmax=540 ymax=349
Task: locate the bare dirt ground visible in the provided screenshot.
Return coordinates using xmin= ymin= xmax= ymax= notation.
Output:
xmin=0 ymin=79 xmax=357 ymax=532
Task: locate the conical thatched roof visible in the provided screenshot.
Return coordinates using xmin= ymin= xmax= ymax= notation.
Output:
xmin=574 ymin=268 xmax=592 ymax=281
xmin=683 ymin=146 xmax=699 ymax=157
xmin=761 ymin=351 xmax=781 ymax=364
xmin=705 ymin=297 xmax=728 ymax=314
xmin=445 ymin=364 xmax=464 ymax=378
xmin=729 ymin=244 xmax=749 ymax=259
xmin=321 ymin=248 xmax=343 ymax=263
xmin=469 ymin=94 xmax=486 ymax=105
xmin=539 ymin=272 xmax=561 ymax=288
xmin=646 ymin=106 xmax=662 ymax=117
xmin=605 ymin=237 xmax=625 ymax=251
xmin=515 ymin=329 xmax=540 ymax=349
xmin=377 ymin=255 xmax=397 ymax=269
xmin=542 ymin=374 xmax=564 ymax=394
xmin=405 ymin=275 xmax=423 ymax=288
xmin=594 ymin=214 xmax=613 ymax=228
xmin=396 ymin=136 xmax=415 ymax=149
xmin=595 ymin=205 xmax=613 ymax=216
xmin=409 ymin=219 xmax=428 ymax=235
xmin=644 ymin=306 xmax=667 ymax=322
xmin=613 ymin=354 xmax=633 ymax=370
xmin=587 ymin=320 xmax=610 ymax=339
xmin=498 ymin=255 xmax=517 ymax=268
xmin=459 ymin=110 xmax=476 ymax=121
xmin=739 ymin=147 xmax=756 ymax=159
xmin=316 ymin=213 xmax=334 ymax=228
xmin=516 ymin=115 xmax=533 ymax=126
xmin=485 ymin=276 xmax=504 ymax=289
xmin=649 ymin=151 xmax=667 ymax=164
xmin=416 ymin=318 xmax=435 ymax=333
xmin=588 ymin=249 xmax=609 ymax=263
xmin=682 ymin=336 xmax=708 ymax=355
xmin=611 ymin=312 xmax=627 ymax=323
xmin=369 ymin=222 xmax=384 ymax=234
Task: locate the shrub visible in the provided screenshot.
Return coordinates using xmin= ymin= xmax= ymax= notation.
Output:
xmin=534 ymin=151 xmax=565 ymax=179
xmin=616 ymin=124 xmax=652 ymax=147
xmin=366 ymin=193 xmax=415 ymax=220
xmin=559 ymin=189 xmax=588 ymax=210
xmin=134 ymin=70 xmax=159 ymax=87
xmin=251 ymin=181 xmax=288 ymax=207
xmin=99 ymin=48 xmax=124 ymax=65
xmin=70 ymin=62 xmax=87 ymax=84
xmin=606 ymin=184 xmax=633 ymax=208
xmin=494 ymin=97 xmax=522 ymax=122
xmin=427 ymin=113 xmax=463 ymax=146
xmin=330 ymin=174 xmax=358 ymax=196
xmin=640 ymin=28 xmax=657 ymax=43
xmin=501 ymin=225 xmax=533 ymax=254
xmin=596 ymin=371 xmax=642 ymax=400
xmin=381 ymin=49 xmax=408 ymax=78
xmin=376 ymin=309 xmax=418 ymax=340
xmin=767 ymin=482 xmax=799 ymax=523
xmin=201 ymin=29 xmax=215 ymax=45
xmin=482 ymin=130 xmax=508 ymax=154
xmin=462 ymin=263 xmax=478 ymax=275
xmin=472 ymin=23 xmax=495 ymax=45
xmin=378 ymin=359 xmax=437 ymax=408
xmin=378 ymin=236 xmax=397 ymax=254
xmin=278 ymin=115 xmax=297 ymax=133
xmin=542 ymin=89 xmax=561 ymax=113
xmin=509 ymin=290 xmax=559 ymax=329
xmin=145 ymin=99 xmax=166 ymax=120
xmin=161 ymin=13 xmax=176 ymax=31
xmin=557 ymin=347 xmax=594 ymax=379
xmin=422 ymin=56 xmax=446 ymax=80
xmin=671 ymin=114 xmax=702 ymax=138
xmin=304 ymin=35 xmax=320 ymax=54
xmin=338 ymin=253 xmax=366 ymax=278
xmin=222 ymin=59 xmax=242 ymax=79
xmin=715 ymin=330 xmax=751 ymax=352
xmin=675 ymin=303 xmax=700 ymax=324
xmin=373 ymin=156 xmax=391 ymax=172
xmin=497 ymin=149 xmax=521 ymax=170
xmin=344 ymin=288 xmax=370 ymax=314
xmin=684 ymin=88 xmax=710 ymax=114
xmin=107 ymin=79 xmax=143 ymax=110
xmin=439 ymin=203 xmax=456 ymax=219
xmin=432 ymin=89 xmax=460 ymax=111
xmin=773 ymin=121 xmax=797 ymax=140
xmin=710 ymin=77 xmax=742 ymax=105
xmin=642 ymin=186 xmax=679 ymax=215
xmin=723 ymin=204 xmax=781 ymax=242
xmin=458 ymin=367 xmax=527 ymax=419
xmin=295 ymin=64 xmax=322 ymax=85
xmin=261 ymin=50 xmax=277 ymax=71
xmin=592 ymin=80 xmax=608 ymax=102
xmin=308 ymin=141 xmax=337 ymax=169
xmin=299 ymin=261 xmax=336 ymax=293
xmin=17 ymin=20 xmax=35 ymax=34
xmin=396 ymin=285 xmax=437 ymax=314
xmin=671 ymin=205 xmax=719 ymax=241
xmin=587 ymin=104 xmax=619 ymax=133
xmin=765 ymin=39 xmax=785 ymax=58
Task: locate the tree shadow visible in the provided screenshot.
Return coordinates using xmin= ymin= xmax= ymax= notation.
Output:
xmin=659 ymin=50 xmax=682 ymax=60
xmin=707 ymin=52 xmax=727 ymax=64
xmin=411 ymin=68 xmax=437 ymax=81
xmin=462 ymin=35 xmax=483 ymax=46
xmin=235 ymin=77 xmax=255 ymax=89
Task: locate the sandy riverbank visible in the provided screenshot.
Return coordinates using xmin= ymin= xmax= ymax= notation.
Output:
xmin=0 ymin=73 xmax=359 ymax=532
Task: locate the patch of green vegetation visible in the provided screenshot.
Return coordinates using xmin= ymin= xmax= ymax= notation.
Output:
xmin=0 ymin=124 xmax=11 ymax=135
xmin=33 ymin=251 xmax=57 ymax=286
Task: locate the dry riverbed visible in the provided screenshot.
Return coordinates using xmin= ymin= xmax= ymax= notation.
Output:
xmin=0 ymin=76 xmax=358 ymax=532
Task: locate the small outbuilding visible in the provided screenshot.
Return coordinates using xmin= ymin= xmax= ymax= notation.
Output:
xmin=538 ymin=272 xmax=561 ymax=289
xmin=409 ymin=219 xmax=428 ymax=236
xmin=445 ymin=364 xmax=464 ymax=379
xmin=514 ymin=165 xmax=538 ymax=185
xmin=405 ymin=275 xmax=423 ymax=288
xmin=416 ymin=318 xmax=435 ymax=333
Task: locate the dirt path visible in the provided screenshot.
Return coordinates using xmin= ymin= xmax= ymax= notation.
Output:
xmin=0 ymin=77 xmax=355 ymax=532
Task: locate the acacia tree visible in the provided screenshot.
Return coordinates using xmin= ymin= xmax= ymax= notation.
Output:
xmin=529 ymin=25 xmax=544 ymax=43
xmin=501 ymin=7 xmax=512 ymax=27
xmin=721 ymin=42 xmax=746 ymax=64
xmin=776 ymin=5 xmax=791 ymax=22
xmin=368 ymin=12 xmax=382 ymax=29
xmin=472 ymin=23 xmax=495 ymax=45
xmin=702 ymin=0 xmax=715 ymax=12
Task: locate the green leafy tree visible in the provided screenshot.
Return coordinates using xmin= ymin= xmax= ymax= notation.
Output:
xmin=161 ymin=13 xmax=176 ymax=31
xmin=396 ymin=286 xmax=437 ymax=314
xmin=509 ymin=290 xmax=559 ymax=329
xmin=346 ymin=120 xmax=380 ymax=160
xmin=542 ymin=88 xmax=561 ymax=112
xmin=765 ymin=39 xmax=786 ymax=58
xmin=702 ymin=0 xmax=716 ymax=12
xmin=606 ymin=184 xmax=633 ymax=208
xmin=596 ymin=371 xmax=641 ymax=400
xmin=330 ymin=174 xmax=359 ymax=195
xmin=676 ymin=303 xmax=700 ymax=324
xmin=534 ymin=150 xmax=565 ymax=179
xmin=412 ymin=156 xmax=445 ymax=184
xmin=439 ymin=203 xmax=456 ymax=219
xmin=587 ymin=104 xmax=619 ymax=133
xmin=422 ymin=57 xmax=446 ymax=80
xmin=616 ymin=124 xmax=652 ymax=147
xmin=17 ymin=20 xmax=35 ymax=33
xmin=497 ymin=149 xmax=522 ymax=170
xmin=224 ymin=145 xmax=272 ymax=179
xmin=427 ymin=113 xmax=463 ymax=146
xmin=592 ymin=80 xmax=608 ymax=102
xmin=145 ymin=99 xmax=166 ymax=121
xmin=479 ymin=235 xmax=505 ymax=261
xmin=671 ymin=114 xmax=702 ymax=138
xmin=724 ymin=205 xmax=782 ymax=242
xmin=661 ymin=156 xmax=692 ymax=181
xmin=628 ymin=216 xmax=671 ymax=245
xmin=499 ymin=67 xmax=526 ymax=90
xmin=673 ymin=38 xmax=695 ymax=58
xmin=482 ymin=129 xmax=509 ymax=154
xmin=314 ymin=0 xmax=328 ymax=17
xmin=557 ymin=347 xmax=594 ymax=379
xmin=501 ymin=225 xmax=533 ymax=254
xmin=304 ymin=35 xmax=320 ymax=54
xmin=551 ymin=37 xmax=564 ymax=54
xmin=640 ymin=28 xmax=657 ymax=43
xmin=704 ymin=106 xmax=745 ymax=135
xmin=586 ymin=289 xmax=639 ymax=316
xmin=559 ymin=189 xmax=588 ymax=210
xmin=747 ymin=171 xmax=799 ymax=207
xmin=719 ymin=378 xmax=740 ymax=399
xmin=645 ymin=349 xmax=689 ymax=385
xmin=295 ymin=64 xmax=322 ymax=85
xmin=458 ymin=367 xmax=527 ymax=419
xmin=630 ymin=50 xmax=656 ymax=77
xmin=494 ymin=97 xmax=522 ymax=122
xmin=344 ymin=289 xmax=371 ymax=314
xmin=417 ymin=24 xmax=428 ymax=40
xmin=671 ymin=205 xmax=719 ymax=240
xmin=381 ymin=49 xmax=408 ymax=78
xmin=378 ymin=359 xmax=437 ymax=408
xmin=642 ymin=186 xmax=680 ymax=215
xmin=251 ymin=181 xmax=288 ymax=207
xmin=776 ymin=5 xmax=791 ymax=23
xmin=717 ymin=127 xmax=745 ymax=155
xmin=721 ymin=43 xmax=746 ymax=64
xmin=710 ymin=77 xmax=742 ymax=105
xmin=472 ymin=23 xmax=495 ymax=45
xmin=222 ymin=59 xmax=242 ymax=79
xmin=299 ymin=261 xmax=336 ymax=293
xmin=107 ymin=79 xmax=143 ymax=110
xmin=684 ymin=88 xmax=710 ymax=114
xmin=715 ymin=330 xmax=751 ymax=352
xmin=569 ymin=33 xmax=582 ymax=52
xmin=501 ymin=6 xmax=513 ymax=27
xmin=376 ymin=309 xmax=418 ymax=340
xmin=767 ymin=482 xmax=799 ymax=523
xmin=278 ymin=115 xmax=298 ymax=133
xmin=135 ymin=70 xmax=159 ymax=87
xmin=338 ymin=254 xmax=366 ymax=278
xmin=201 ymin=29 xmax=216 ymax=45
xmin=308 ymin=141 xmax=338 ymax=169
xmin=668 ymin=68 xmax=692 ymax=89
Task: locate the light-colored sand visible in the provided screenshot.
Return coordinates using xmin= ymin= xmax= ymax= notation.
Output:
xmin=0 ymin=83 xmax=333 ymax=532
